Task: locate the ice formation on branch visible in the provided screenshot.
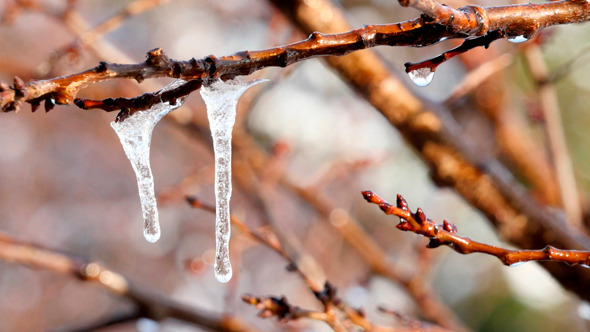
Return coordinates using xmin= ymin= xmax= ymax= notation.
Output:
xmin=111 ymin=80 xmax=187 ymax=243
xmin=200 ymin=78 xmax=266 ymax=283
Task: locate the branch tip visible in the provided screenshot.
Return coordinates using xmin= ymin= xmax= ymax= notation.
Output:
xmin=185 ymin=196 xmax=201 ymax=208
xmin=442 ymin=220 xmax=457 ymax=233
xmin=361 ymin=190 xmax=381 ymax=204
xmin=96 ymin=61 xmax=108 ymax=73
xmin=146 ymin=47 xmax=169 ymax=67
xmin=313 ymin=282 xmax=337 ymax=306
xmin=414 ymin=208 xmax=427 ymax=225
xmin=396 ymin=194 xmax=409 ymax=210
xmin=363 ymin=192 xmax=590 ymax=268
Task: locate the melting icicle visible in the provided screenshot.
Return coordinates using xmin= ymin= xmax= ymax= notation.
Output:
xmin=200 ymin=78 xmax=266 ymax=283
xmin=408 ymin=67 xmax=435 ymax=87
xmin=112 ymin=80 xmax=187 ymax=243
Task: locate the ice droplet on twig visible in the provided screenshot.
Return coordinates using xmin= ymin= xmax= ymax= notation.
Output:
xmin=507 ymin=261 xmax=527 ymax=267
xmin=507 ymin=35 xmax=528 ymax=44
xmin=408 ymin=67 xmax=435 ymax=87
xmin=200 ymin=78 xmax=267 ymax=283
xmin=111 ymin=80 xmax=187 ymax=243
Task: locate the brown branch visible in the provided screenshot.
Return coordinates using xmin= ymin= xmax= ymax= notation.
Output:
xmin=174 ymin=89 xmax=462 ymax=329
xmin=33 ymin=0 xmax=174 ymax=77
xmin=241 ymin=293 xmax=354 ymax=332
xmin=2 ymin=1 xmax=589 ymax=113
xmin=0 ymin=232 xmax=255 ymax=332
xmin=269 ymin=0 xmax=590 ymax=303
xmin=401 ymin=0 xmax=590 ymax=38
xmin=362 ymin=191 xmax=590 ymax=267
xmin=447 ymin=45 xmax=562 ymax=208
xmin=404 ymin=30 xmax=504 ymax=86
xmin=444 ymin=53 xmax=512 ymax=104
xmin=241 ymin=291 xmax=419 ymax=332
xmin=377 ymin=306 xmax=451 ymax=332
xmin=54 ymin=310 xmax=142 ymax=332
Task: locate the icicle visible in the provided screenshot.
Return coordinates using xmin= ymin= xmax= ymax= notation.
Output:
xmin=111 ymin=80 xmax=187 ymax=243
xmin=200 ymin=78 xmax=266 ymax=283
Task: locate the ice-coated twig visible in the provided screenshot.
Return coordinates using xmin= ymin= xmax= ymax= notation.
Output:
xmin=200 ymin=78 xmax=267 ymax=283
xmin=112 ymin=80 xmax=187 ymax=243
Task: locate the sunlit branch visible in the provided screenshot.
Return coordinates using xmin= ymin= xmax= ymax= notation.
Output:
xmin=362 ymin=191 xmax=590 ymax=267
xmin=1 ymin=0 xmax=589 ymax=112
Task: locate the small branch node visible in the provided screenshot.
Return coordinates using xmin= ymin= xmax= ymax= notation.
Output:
xmin=460 ymin=5 xmax=489 ymax=35
xmin=145 ymin=47 xmax=169 ymax=67
xmin=204 ymin=55 xmax=218 ymax=79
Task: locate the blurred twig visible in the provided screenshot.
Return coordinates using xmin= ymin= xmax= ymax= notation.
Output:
xmin=187 ymin=196 xmax=394 ymax=331
xmin=53 ymin=310 xmax=141 ymax=332
xmin=523 ymin=43 xmax=583 ymax=230
xmin=0 ymin=232 xmax=255 ymax=332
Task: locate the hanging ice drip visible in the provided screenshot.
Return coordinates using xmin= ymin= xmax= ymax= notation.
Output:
xmin=200 ymin=78 xmax=267 ymax=283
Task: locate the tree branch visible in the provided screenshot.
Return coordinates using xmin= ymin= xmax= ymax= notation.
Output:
xmin=0 ymin=232 xmax=254 ymax=332
xmin=362 ymin=191 xmax=590 ymax=267
xmin=1 ymin=1 xmax=589 ymax=113
xmin=268 ymin=0 xmax=590 ymax=302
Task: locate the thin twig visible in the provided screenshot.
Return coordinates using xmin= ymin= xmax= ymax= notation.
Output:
xmin=362 ymin=191 xmax=590 ymax=267
xmin=2 ymin=1 xmax=590 ymax=112
xmin=35 ymin=0 xmax=174 ymax=76
xmin=444 ymin=53 xmax=512 ymax=105
xmin=0 ymin=232 xmax=255 ymax=332
xmin=186 ymin=196 xmax=391 ymax=331
xmin=53 ymin=310 xmax=142 ymax=332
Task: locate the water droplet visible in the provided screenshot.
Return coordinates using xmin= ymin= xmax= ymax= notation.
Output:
xmin=136 ymin=318 xmax=160 ymax=332
xmin=143 ymin=227 xmax=160 ymax=243
xmin=578 ymin=301 xmax=590 ymax=321
xmin=408 ymin=67 xmax=435 ymax=87
xmin=361 ymin=31 xmax=376 ymax=48
xmin=507 ymin=35 xmax=528 ymax=44
xmin=508 ymin=261 xmax=527 ymax=267
xmin=215 ymin=268 xmax=232 ymax=283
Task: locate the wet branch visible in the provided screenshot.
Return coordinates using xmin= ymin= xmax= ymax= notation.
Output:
xmin=1 ymin=0 xmax=589 ymax=113
xmin=362 ymin=191 xmax=590 ymax=267
xmin=269 ymin=0 xmax=590 ymax=303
